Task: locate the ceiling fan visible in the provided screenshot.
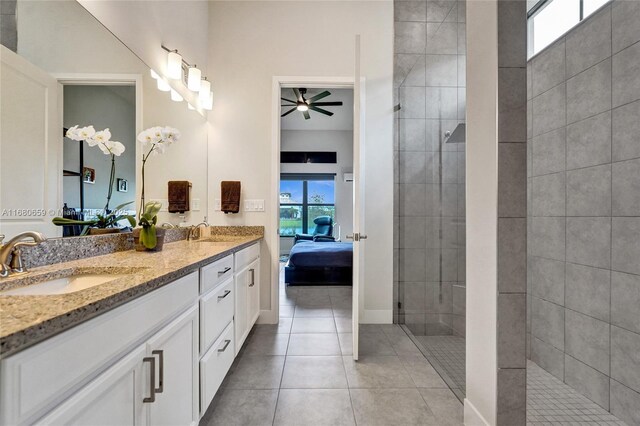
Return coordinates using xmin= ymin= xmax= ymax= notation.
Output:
xmin=281 ymin=88 xmax=343 ymax=120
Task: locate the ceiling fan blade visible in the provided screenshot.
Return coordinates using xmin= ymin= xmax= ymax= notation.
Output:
xmin=281 ymin=107 xmax=297 ymax=117
xmin=292 ymin=88 xmax=302 ymax=102
xmin=310 ymin=101 xmax=343 ymax=106
xmin=308 ymin=90 xmax=331 ymax=103
xmin=309 ymin=105 xmax=334 ymax=116
xmin=303 ymin=110 xmax=311 ymax=120
xmin=281 ymin=97 xmax=297 ymax=104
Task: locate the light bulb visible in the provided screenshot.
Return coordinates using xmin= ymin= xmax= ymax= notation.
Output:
xmin=167 ymin=51 xmax=182 ymax=80
xmin=150 ymin=69 xmax=160 ymax=80
xmin=199 ymin=79 xmax=211 ymax=102
xmin=203 ymin=91 xmax=213 ymax=110
xmin=157 ymin=78 xmax=171 ymax=92
xmin=170 ymin=89 xmax=183 ymax=102
xmin=187 ymin=67 xmax=201 ymax=91
xmin=297 ymin=103 xmax=309 ymax=112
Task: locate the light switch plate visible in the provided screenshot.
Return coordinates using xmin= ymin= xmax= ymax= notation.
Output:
xmin=243 ymin=199 xmax=265 ymax=212
xmin=191 ymin=198 xmax=201 ymax=211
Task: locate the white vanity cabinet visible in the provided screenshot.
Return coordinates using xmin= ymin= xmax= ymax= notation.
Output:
xmin=234 ymin=244 xmax=261 ymax=354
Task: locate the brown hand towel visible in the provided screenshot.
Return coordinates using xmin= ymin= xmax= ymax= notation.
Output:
xmin=221 ymin=181 xmax=241 ymax=214
xmin=168 ymin=181 xmax=192 ymax=213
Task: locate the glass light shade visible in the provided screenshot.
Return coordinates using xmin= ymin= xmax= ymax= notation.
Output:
xmin=199 ymin=79 xmax=211 ymax=102
xmin=203 ymin=91 xmax=213 ymax=110
xmin=297 ymin=103 xmax=309 ymax=112
xmin=150 ymin=69 xmax=160 ymax=80
xmin=187 ymin=67 xmax=202 ymax=91
xmin=170 ymin=89 xmax=183 ymax=102
xmin=167 ymin=51 xmax=182 ymax=80
xmin=187 ymin=103 xmax=195 ymax=110
xmin=157 ymin=78 xmax=171 ymax=92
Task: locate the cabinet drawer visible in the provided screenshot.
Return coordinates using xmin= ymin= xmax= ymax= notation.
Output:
xmin=200 ymin=254 xmax=234 ymax=294
xmin=0 ymin=272 xmax=198 ymax=426
xmin=200 ymin=321 xmax=234 ymax=415
xmin=234 ymin=243 xmax=259 ymax=271
xmin=200 ymin=278 xmax=234 ymax=354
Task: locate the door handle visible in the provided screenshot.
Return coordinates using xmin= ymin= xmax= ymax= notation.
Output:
xmin=217 ymin=289 xmax=232 ymax=300
xmin=152 ymin=350 xmax=164 ymax=394
xmin=143 ymin=356 xmax=156 ymax=403
xmin=218 ymin=266 xmax=231 ymax=276
xmin=249 ymin=268 xmax=255 ymax=287
xmin=218 ymin=339 xmax=232 ymax=352
xmin=346 ymin=233 xmax=367 ymax=241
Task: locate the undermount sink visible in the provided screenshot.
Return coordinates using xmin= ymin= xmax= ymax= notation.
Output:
xmin=1 ymin=274 xmax=128 ymax=296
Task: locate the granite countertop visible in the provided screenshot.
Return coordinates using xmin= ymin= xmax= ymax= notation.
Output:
xmin=0 ymin=234 xmax=263 ymax=357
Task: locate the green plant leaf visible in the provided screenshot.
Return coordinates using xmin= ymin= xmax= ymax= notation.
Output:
xmin=52 ymin=217 xmax=97 ymax=226
xmin=140 ymin=224 xmax=157 ymax=249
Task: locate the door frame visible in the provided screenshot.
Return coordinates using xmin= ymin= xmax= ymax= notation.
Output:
xmin=54 ymin=73 xmax=143 ymax=216
xmin=268 ymin=76 xmax=360 ymax=325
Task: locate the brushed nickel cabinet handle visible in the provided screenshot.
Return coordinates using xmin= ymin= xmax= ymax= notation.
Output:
xmin=218 ymin=339 xmax=231 ymax=352
xmin=217 ymin=289 xmax=232 ymax=300
xmin=143 ymin=356 xmax=156 ymax=403
xmin=152 ymin=350 xmax=164 ymax=393
xmin=249 ymin=268 xmax=255 ymax=287
xmin=218 ymin=267 xmax=231 ymax=276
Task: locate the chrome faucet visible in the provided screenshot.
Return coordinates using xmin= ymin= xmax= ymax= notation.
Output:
xmin=0 ymin=231 xmax=47 ymax=278
xmin=187 ymin=222 xmax=210 ymax=241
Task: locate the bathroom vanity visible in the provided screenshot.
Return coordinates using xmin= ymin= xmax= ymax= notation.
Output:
xmin=0 ymin=234 xmax=262 ymax=425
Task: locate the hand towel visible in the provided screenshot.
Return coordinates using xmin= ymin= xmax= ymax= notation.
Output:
xmin=168 ymin=181 xmax=192 ymax=213
xmin=221 ymin=181 xmax=241 ymax=214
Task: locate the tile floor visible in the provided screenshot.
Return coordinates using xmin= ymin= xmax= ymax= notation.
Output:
xmin=199 ymin=264 xmax=464 ymax=426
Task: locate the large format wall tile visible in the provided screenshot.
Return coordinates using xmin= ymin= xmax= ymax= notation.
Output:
xmin=426 ymin=22 xmax=457 ymax=55
xmin=531 ymin=336 xmax=565 ymax=380
xmin=612 ymin=158 xmax=640 ymax=217
xmin=530 ymin=217 xmax=565 ymax=261
xmin=565 ymin=263 xmax=610 ymax=322
xmin=612 ymin=217 xmax=640 ymax=275
xmin=566 ymin=217 xmax=611 ymax=269
xmin=424 ymin=55 xmax=457 ymax=86
xmin=565 ymin=310 xmax=610 ymax=375
xmin=610 ymin=326 xmax=640 ymax=393
xmin=565 ymin=355 xmax=610 ymax=410
xmin=531 ymin=39 xmax=565 ymax=98
xmin=531 ymin=296 xmax=565 ymax=350
xmin=566 ymin=111 xmax=611 ymax=170
xmin=532 ymin=83 xmax=566 ymax=137
xmin=612 ymin=42 xmax=640 ymax=108
xmin=611 ymin=271 xmax=640 ymax=334
xmin=497 ymin=218 xmax=527 ymax=293
xmin=497 ymin=0 xmax=526 ymax=68
xmin=532 ymin=127 xmax=566 ymax=176
xmin=532 ymin=172 xmax=565 ymax=217
xmin=565 ymin=5 xmax=611 ymax=78
xmin=395 ymin=1 xmax=427 ymax=23
xmin=566 ymin=59 xmax=612 ymax=124
xmin=612 ymin=0 xmax=640 ymax=53
xmin=610 ymin=379 xmax=640 ymax=426
xmin=612 ymin=100 xmax=640 ymax=162
xmin=497 ymin=368 xmax=526 ymax=425
xmin=530 ymin=256 xmax=565 ymax=306
xmin=566 ymin=164 xmax=612 ymax=216
xmin=395 ymin=21 xmax=427 ymax=54
xmin=497 ymin=293 xmax=526 ymax=368
xmin=498 ymin=144 xmax=527 ymax=217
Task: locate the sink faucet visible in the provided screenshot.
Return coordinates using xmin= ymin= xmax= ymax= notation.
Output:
xmin=0 ymin=231 xmax=47 ymax=278
xmin=187 ymin=222 xmax=210 ymax=241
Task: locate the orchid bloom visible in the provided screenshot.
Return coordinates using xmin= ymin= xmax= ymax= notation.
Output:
xmin=66 ymin=125 xmax=95 ymax=142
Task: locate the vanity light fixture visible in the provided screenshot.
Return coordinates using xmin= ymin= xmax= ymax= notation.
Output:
xmin=150 ymin=69 xmax=160 ymax=80
xmin=157 ymin=78 xmax=171 ymax=92
xmin=199 ymin=79 xmax=211 ymax=104
xmin=187 ymin=66 xmax=202 ymax=91
xmin=187 ymin=103 xmax=196 ymax=110
xmin=170 ymin=89 xmax=183 ymax=102
xmin=167 ymin=50 xmax=183 ymax=80
xmin=203 ymin=91 xmax=213 ymax=111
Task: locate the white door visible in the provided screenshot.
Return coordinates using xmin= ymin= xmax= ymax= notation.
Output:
xmin=348 ymin=35 xmax=366 ymax=361
xmin=0 ymin=45 xmax=61 ymax=239
xmin=146 ymin=306 xmax=199 ymax=426
xmin=36 ymin=345 xmax=147 ymax=426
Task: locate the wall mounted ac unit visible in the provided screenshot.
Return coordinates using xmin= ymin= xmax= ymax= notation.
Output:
xmin=343 ymin=173 xmax=354 ymax=183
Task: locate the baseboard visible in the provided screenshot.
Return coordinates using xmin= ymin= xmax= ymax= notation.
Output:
xmin=464 ymin=399 xmax=491 ymax=426
xmin=361 ymin=309 xmax=392 ymax=324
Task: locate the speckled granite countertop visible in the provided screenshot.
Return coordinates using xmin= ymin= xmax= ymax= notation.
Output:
xmin=0 ymin=234 xmax=262 ymax=357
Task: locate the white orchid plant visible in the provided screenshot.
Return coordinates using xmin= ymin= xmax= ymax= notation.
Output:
xmin=136 ymin=126 xmax=181 ymax=248
xmin=52 ymin=125 xmax=135 ymax=234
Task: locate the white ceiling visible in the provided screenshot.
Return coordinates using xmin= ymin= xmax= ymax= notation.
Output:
xmin=280 ymin=88 xmax=353 ymax=131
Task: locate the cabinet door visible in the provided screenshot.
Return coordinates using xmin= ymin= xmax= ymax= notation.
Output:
xmin=247 ymin=258 xmax=260 ymax=327
xmin=36 ymin=346 xmax=147 ymax=426
xmin=234 ymin=264 xmax=249 ymax=354
xmin=146 ymin=305 xmax=198 ymax=426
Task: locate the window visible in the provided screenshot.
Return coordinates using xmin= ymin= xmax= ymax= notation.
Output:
xmin=528 ymin=0 xmax=610 ymax=58
xmin=279 ymin=174 xmax=335 ymax=237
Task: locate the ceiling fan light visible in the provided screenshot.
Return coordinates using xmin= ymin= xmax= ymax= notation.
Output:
xmin=199 ymin=79 xmax=211 ymax=102
xmin=296 ymin=103 xmax=309 ymax=112
xmin=167 ymin=51 xmax=182 ymax=80
xmin=187 ymin=66 xmax=201 ymax=91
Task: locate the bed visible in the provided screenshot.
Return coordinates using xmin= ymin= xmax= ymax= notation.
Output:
xmin=284 ymin=241 xmax=353 ymax=286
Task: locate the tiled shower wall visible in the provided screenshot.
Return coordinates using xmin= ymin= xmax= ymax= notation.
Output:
xmin=526 ymin=2 xmax=640 ymax=425
xmin=393 ymin=0 xmax=467 ymax=337
xmin=0 ymin=0 xmax=17 ymax=52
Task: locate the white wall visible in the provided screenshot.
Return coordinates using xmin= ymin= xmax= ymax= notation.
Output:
xmin=279 ymin=129 xmax=354 ymax=255
xmin=207 ymin=1 xmax=394 ymax=321
xmin=465 ymin=0 xmax=498 ymax=424
xmin=15 ymin=0 xmax=208 ymax=226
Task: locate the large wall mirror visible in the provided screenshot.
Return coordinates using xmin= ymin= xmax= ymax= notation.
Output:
xmin=0 ymin=0 xmax=208 ymax=239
